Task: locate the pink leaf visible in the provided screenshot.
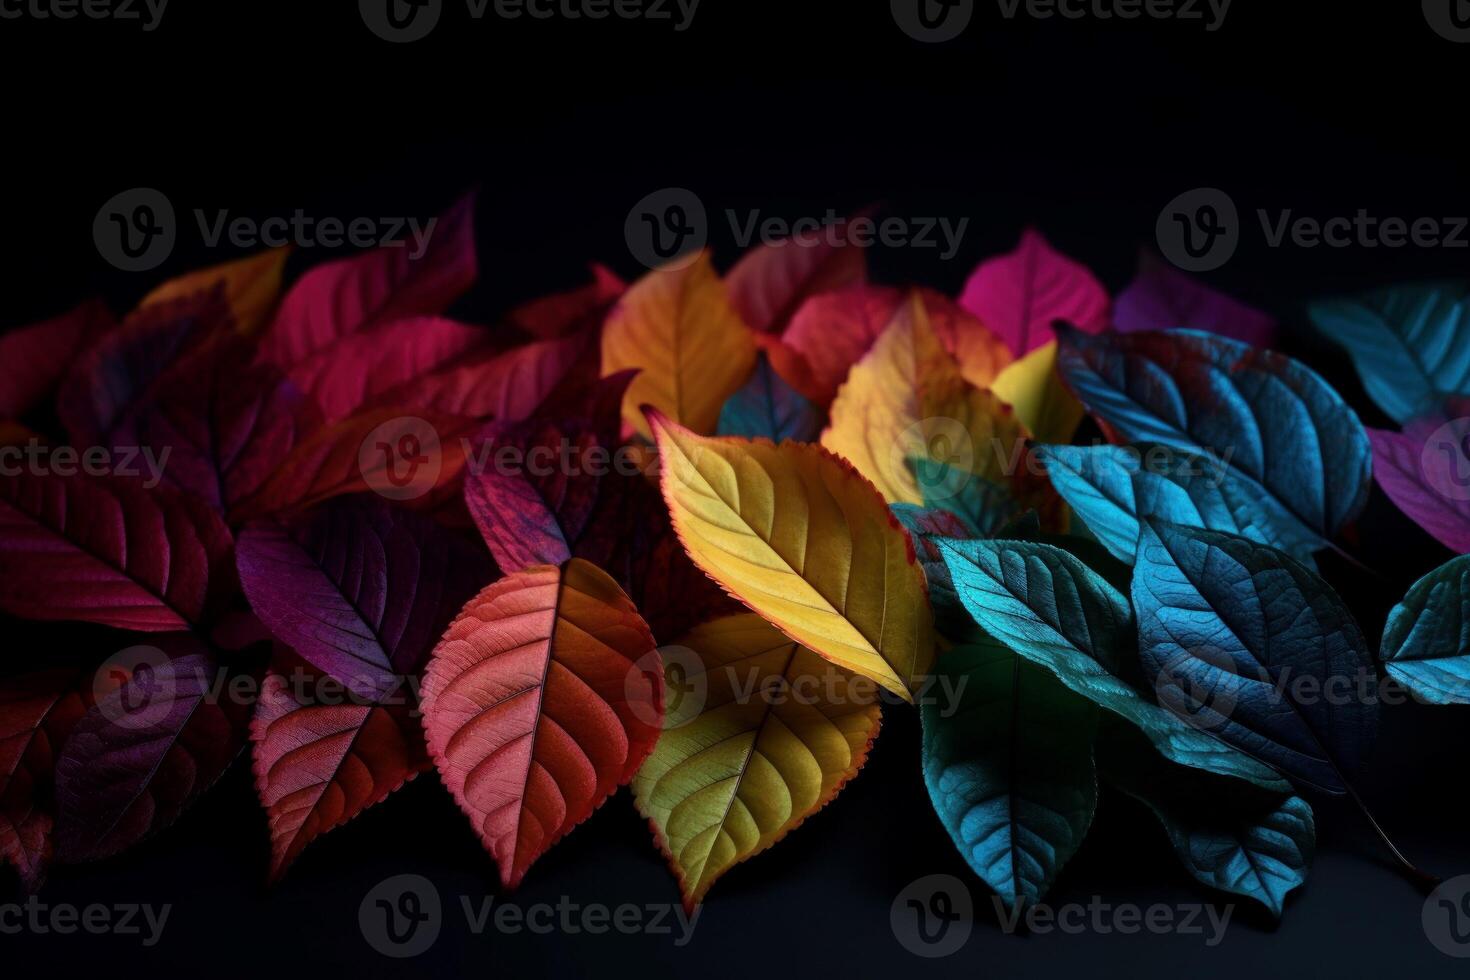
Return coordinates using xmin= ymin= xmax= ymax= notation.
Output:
xmin=1115 ymin=251 xmax=1277 ymax=347
xmin=0 ymin=300 xmax=115 ymax=420
xmin=725 ymin=224 xmax=868 ymax=333
xmin=958 ymin=228 xmax=1110 ymax=356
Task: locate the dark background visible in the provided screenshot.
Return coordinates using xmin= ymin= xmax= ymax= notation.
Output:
xmin=4 ymin=1 xmax=1470 ymax=976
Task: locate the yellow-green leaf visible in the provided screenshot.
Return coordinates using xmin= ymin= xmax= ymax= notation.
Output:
xmin=991 ymin=340 xmax=1085 ymax=444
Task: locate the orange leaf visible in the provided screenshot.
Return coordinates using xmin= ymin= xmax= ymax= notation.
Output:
xmin=138 ymin=249 xmax=290 ymax=336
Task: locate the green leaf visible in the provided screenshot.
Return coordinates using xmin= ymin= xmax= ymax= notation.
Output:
xmin=1383 ymin=554 xmax=1470 ymax=705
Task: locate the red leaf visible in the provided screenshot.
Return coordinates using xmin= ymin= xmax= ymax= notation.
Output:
xmin=507 ymin=265 xmax=625 ymax=339
xmin=0 ymin=300 xmax=115 ymax=420
xmin=251 ymin=669 xmax=428 ymax=883
xmin=782 ymin=283 xmax=903 ymax=403
xmin=1 ymin=670 xmax=88 ymax=890
xmin=725 ymin=222 xmax=868 ymax=333
xmin=259 ymin=194 xmax=477 ymax=371
xmin=958 ymin=228 xmax=1110 ymax=355
xmin=421 ymin=559 xmax=662 ymax=888
xmin=0 ymin=471 xmax=236 ymax=631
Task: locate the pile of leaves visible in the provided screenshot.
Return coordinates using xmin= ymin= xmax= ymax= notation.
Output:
xmin=2 ymin=193 xmax=1468 ymax=922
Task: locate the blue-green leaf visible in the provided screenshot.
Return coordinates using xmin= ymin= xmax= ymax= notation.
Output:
xmin=1309 ymin=282 xmax=1470 ymax=426
xmin=914 ymin=458 xmax=1020 ymax=537
xmin=922 ymin=636 xmax=1097 ymax=911
xmin=1382 ymin=554 xmax=1470 ymax=705
xmin=1036 ymin=443 xmax=1322 ymax=567
xmin=716 ymin=353 xmax=821 ymax=443
xmin=1055 ymin=325 xmax=1371 ymax=539
xmin=938 ymin=538 xmax=1288 ymax=791
xmin=1132 ymin=521 xmax=1379 ymax=795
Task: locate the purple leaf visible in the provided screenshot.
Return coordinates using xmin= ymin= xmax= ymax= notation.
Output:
xmin=1115 ymin=251 xmax=1277 ymax=348
xmin=1369 ymin=417 xmax=1470 ymax=554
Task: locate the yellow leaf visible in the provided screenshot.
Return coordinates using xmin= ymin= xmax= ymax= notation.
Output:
xmin=920 ymin=287 xmax=1013 ymax=390
xmin=138 ymin=248 xmax=290 ymax=336
xmin=991 ymin=341 xmax=1085 ymax=444
xmin=821 ymin=291 xmax=1029 ymax=506
xmin=648 ymin=409 xmax=935 ymax=700
xmin=602 ymin=252 xmax=757 ymax=441
xmin=634 ymin=614 xmax=881 ymax=909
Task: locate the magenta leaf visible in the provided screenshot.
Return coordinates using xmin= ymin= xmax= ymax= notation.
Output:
xmin=1 ymin=669 xmax=88 ymax=890
xmin=0 ymin=471 xmax=237 ymax=631
xmin=0 ymin=299 xmax=115 ymax=420
xmin=507 ymin=264 xmax=625 ymax=338
xmin=1115 ymin=251 xmax=1277 ymax=347
xmin=958 ymin=228 xmax=1109 ymax=356
xmin=236 ymin=496 xmax=494 ymax=699
xmin=1369 ymin=418 xmax=1470 ymax=554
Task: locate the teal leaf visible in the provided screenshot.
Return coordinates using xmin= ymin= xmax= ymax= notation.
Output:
xmin=1098 ymin=720 xmax=1314 ymax=919
xmin=1055 ymin=325 xmax=1371 ymax=539
xmin=922 ymin=636 xmax=1097 ymax=912
xmin=1132 ymin=521 xmax=1379 ymax=795
xmin=716 ymin=353 xmax=821 ymax=443
xmin=914 ymin=458 xmax=1020 ymax=537
xmin=1382 ymin=554 xmax=1470 ymax=705
xmin=1309 ymin=282 xmax=1470 ymax=426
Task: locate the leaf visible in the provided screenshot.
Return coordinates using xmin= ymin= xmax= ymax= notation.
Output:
xmin=0 ymin=471 xmax=236 ymax=631
xmin=989 ymin=341 xmax=1084 ymax=444
xmin=117 ymin=333 xmax=323 ymax=515
xmin=601 ymin=251 xmax=757 ymax=440
xmin=1381 ymin=554 xmax=1470 ymax=705
xmin=0 ymin=300 xmax=115 ymax=419
xmin=716 ymin=353 xmax=821 ymax=443
xmin=725 ymin=224 xmax=867 ymax=333
xmin=1 ymin=670 xmax=88 ymax=890
xmin=822 ymin=292 xmax=1029 ymax=508
xmin=259 ymin=193 xmax=477 ymax=370
xmin=1366 ymin=419 xmax=1470 ymax=554
xmin=251 ymin=668 xmax=429 ymax=882
xmin=54 ymin=638 xmax=253 ymax=862
xmin=891 ymin=503 xmax=978 ymax=637
xmin=138 ymin=248 xmax=290 ymax=337
xmin=938 ymin=537 xmax=1286 ymax=790
xmin=506 ymin=264 xmax=625 ymax=339
xmin=1036 ymin=443 xmax=1322 ymax=567
xmin=1131 ymin=521 xmax=1379 ymax=795
xmin=0 ymin=423 xmax=32 ymax=447
xmin=922 ymin=635 xmax=1097 ymax=911
xmin=376 ymin=332 xmax=591 ymax=422
xmin=236 ymin=497 xmax=492 ymax=699
xmin=649 ymin=410 xmax=936 ymax=701
xmin=1097 ymin=720 xmax=1313 ymax=918
xmin=634 ymin=614 xmax=880 ymax=909
xmin=1309 ymin=282 xmax=1470 ymax=426
xmin=420 ymin=559 xmax=662 ymax=888
xmin=1115 ymin=251 xmax=1276 ymax=348
xmin=1056 ymin=326 xmax=1372 ymax=539
xmin=958 ymin=229 xmax=1109 ymax=356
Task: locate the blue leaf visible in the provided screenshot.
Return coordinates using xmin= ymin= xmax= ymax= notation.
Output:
xmin=1309 ymin=282 xmax=1470 ymax=426
xmin=1054 ymin=326 xmax=1371 ymax=538
xmin=716 ymin=353 xmax=821 ymax=443
xmin=1037 ymin=443 xmax=1322 ymax=567
xmin=1131 ymin=521 xmax=1379 ymax=795
xmin=939 ymin=538 xmax=1288 ymax=791
xmin=1382 ymin=554 xmax=1470 ymax=705
xmin=922 ymin=636 xmax=1097 ymax=911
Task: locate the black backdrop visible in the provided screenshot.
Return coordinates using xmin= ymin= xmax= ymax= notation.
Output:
xmin=4 ymin=1 xmax=1470 ymax=977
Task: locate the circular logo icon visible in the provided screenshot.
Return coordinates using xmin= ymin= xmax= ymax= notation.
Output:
xmin=625 ymin=188 xmax=707 ymax=271
xmin=358 ymin=416 xmax=443 ymax=501
xmin=1419 ymin=417 xmax=1470 ymax=502
xmin=891 ymin=0 xmax=974 ymax=42
xmin=93 ymin=645 xmax=175 ymax=730
xmin=1423 ymin=875 xmax=1470 ymax=957
xmin=94 ymin=188 xmax=176 ymax=272
xmin=890 ymin=874 xmax=973 ymax=957
xmin=892 ymin=417 xmax=975 ymax=504
xmin=1156 ymin=188 xmax=1239 ymax=272
xmin=360 ymin=874 xmax=443 ymax=958
xmin=1150 ymin=646 xmax=1242 ymax=733
xmin=360 ymin=0 xmax=442 ymax=42
xmin=1424 ymin=0 xmax=1470 ymax=42
xmin=628 ymin=645 xmax=708 ymax=730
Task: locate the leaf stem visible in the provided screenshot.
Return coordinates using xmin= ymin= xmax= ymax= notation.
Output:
xmin=1340 ymin=778 xmax=1441 ymax=893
